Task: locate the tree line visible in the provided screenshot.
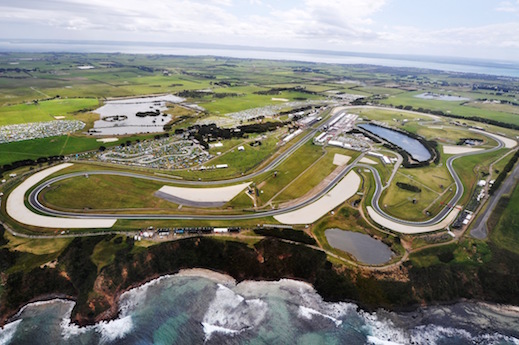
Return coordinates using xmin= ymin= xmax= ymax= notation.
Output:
xmin=489 ymin=150 xmax=519 ymax=195
xmin=0 ymin=156 xmax=64 ymax=178
xmin=396 ymin=182 xmax=421 ymax=193
xmin=392 ymin=104 xmax=519 ymax=131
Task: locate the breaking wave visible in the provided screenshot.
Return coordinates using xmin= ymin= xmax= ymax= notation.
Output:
xmin=360 ymin=308 xmax=519 ymax=345
xmin=3 ymin=271 xmax=519 ymax=344
xmin=202 ymin=284 xmax=268 ymax=341
xmin=0 ymin=320 xmax=21 ymax=345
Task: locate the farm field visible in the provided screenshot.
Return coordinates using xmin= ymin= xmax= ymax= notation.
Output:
xmin=0 ymin=52 xmax=518 ymax=243
xmin=380 ymin=90 xmax=519 ymax=126
xmin=0 ymin=98 xmax=99 ymax=126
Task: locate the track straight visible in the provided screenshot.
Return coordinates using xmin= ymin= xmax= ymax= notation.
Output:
xmin=24 ymin=106 xmax=509 ymax=229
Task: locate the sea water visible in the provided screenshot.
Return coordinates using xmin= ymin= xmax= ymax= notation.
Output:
xmin=1 ymin=40 xmax=519 ymax=78
xmin=1 ymin=272 xmax=518 ymax=345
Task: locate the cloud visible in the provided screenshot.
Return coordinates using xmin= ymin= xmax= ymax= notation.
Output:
xmin=496 ymin=0 xmax=519 ymax=12
xmin=0 ymin=0 xmax=234 ymax=32
xmin=0 ymin=0 xmax=387 ymax=43
xmin=247 ymin=0 xmax=385 ymax=46
xmin=378 ymin=22 xmax=519 ymax=53
xmin=0 ymin=0 xmax=517 ymax=59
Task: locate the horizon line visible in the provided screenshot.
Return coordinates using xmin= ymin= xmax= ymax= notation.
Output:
xmin=0 ymin=38 xmax=517 ymax=70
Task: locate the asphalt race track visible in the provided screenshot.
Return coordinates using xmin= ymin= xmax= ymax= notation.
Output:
xmin=19 ymin=106 xmax=513 ymax=232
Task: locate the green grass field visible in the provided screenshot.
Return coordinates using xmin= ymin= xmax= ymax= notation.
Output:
xmin=353 ymin=107 xmax=429 ymax=123
xmin=0 ymin=132 xmax=164 ymax=166
xmin=1 ymin=231 xmax=72 ymax=273
xmin=255 ymin=140 xmax=324 ymax=205
xmin=410 ymin=239 xmax=491 ymax=268
xmin=91 ymin=235 xmax=130 ymax=272
xmin=452 ymin=148 xmax=508 ymax=204
xmin=173 ymin=133 xmax=281 ymax=180
xmin=273 ymin=147 xmax=359 ymax=203
xmin=2 ymin=231 xmax=72 ymax=255
xmin=2 ymin=52 xmax=519 ymax=238
xmin=380 ymin=91 xmax=519 ymax=126
xmin=0 ymin=98 xmax=99 ymax=125
xmin=491 ymin=182 xmax=519 ymax=255
xmin=414 ymin=126 xmax=490 ymax=146
xmin=200 ymin=90 xmax=323 ymax=114
xmin=41 ymin=174 xmax=180 ymax=211
xmin=380 ymin=173 xmax=440 ymax=221
xmin=112 ymin=216 xmax=280 ymax=231
xmin=466 ymin=101 xmax=519 ymax=116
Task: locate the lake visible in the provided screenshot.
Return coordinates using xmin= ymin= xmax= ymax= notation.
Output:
xmin=358 ymin=123 xmax=432 ymax=162
xmin=415 ymin=92 xmax=470 ymax=102
xmin=325 ymin=228 xmax=394 ymax=265
xmin=92 ymin=94 xmax=184 ymax=135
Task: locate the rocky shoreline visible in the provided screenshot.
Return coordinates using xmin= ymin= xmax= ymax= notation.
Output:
xmin=2 ymin=234 xmax=519 ymax=328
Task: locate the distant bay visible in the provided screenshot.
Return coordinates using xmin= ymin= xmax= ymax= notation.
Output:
xmin=1 ymin=39 xmax=519 ymax=78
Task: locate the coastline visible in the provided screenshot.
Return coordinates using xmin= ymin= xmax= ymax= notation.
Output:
xmin=3 ymin=293 xmax=76 ymax=326
xmin=4 ymin=268 xmax=519 ymax=340
xmin=2 ymin=234 xmax=519 ymax=329
xmin=83 ymin=268 xmax=319 ymax=327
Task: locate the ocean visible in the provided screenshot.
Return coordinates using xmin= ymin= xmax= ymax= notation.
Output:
xmin=1 ymin=270 xmax=518 ymax=345
xmin=1 ymin=40 xmax=519 ymax=78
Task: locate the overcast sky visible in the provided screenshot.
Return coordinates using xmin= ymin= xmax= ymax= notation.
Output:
xmin=1 ymin=0 xmax=518 ymax=61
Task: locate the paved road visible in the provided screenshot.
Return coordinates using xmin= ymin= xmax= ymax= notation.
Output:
xmin=20 ymin=106 xmax=512 ymax=229
xmin=364 ymin=132 xmax=505 ymax=227
xmin=29 ymin=156 xmax=364 ymax=220
xmin=470 ymin=155 xmax=519 ymax=239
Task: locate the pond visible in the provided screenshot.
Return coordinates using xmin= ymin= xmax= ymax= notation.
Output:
xmin=325 ymin=228 xmax=394 ymax=265
xmin=415 ymin=92 xmax=470 ymax=102
xmin=358 ymin=123 xmax=431 ymax=162
xmin=92 ymin=94 xmax=185 ymax=135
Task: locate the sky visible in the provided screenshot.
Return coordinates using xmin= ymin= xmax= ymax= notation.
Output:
xmin=1 ymin=0 xmax=518 ymax=61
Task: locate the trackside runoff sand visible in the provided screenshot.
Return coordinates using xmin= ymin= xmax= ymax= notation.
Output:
xmin=274 ymin=171 xmax=360 ymax=224
xmin=442 ymin=145 xmax=483 ymax=155
xmin=6 ymin=163 xmax=117 ymax=229
xmin=366 ymin=206 xmax=460 ymax=234
xmin=469 ymin=129 xmax=517 ymax=149
xmin=333 ymin=154 xmax=351 ymax=166
xmin=158 ymin=182 xmax=251 ymax=204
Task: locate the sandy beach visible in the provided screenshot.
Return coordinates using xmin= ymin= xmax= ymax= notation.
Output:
xmin=176 ymin=268 xmax=237 ymax=286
